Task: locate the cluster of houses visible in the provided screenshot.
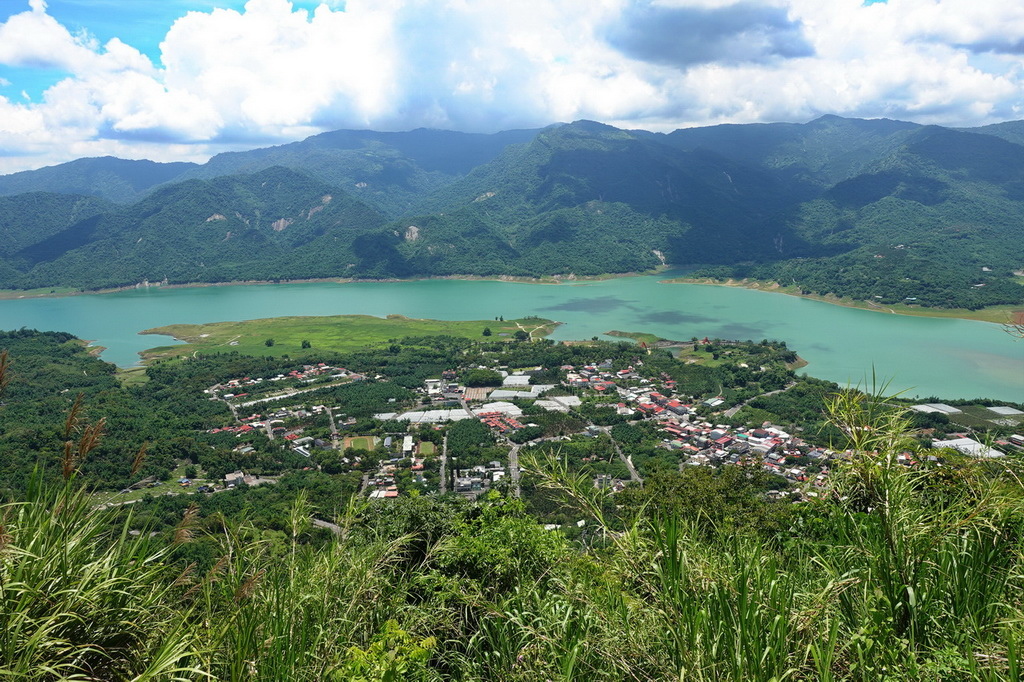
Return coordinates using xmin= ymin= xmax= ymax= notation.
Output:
xmin=660 ymin=419 xmax=833 ymax=486
xmin=207 ymin=404 xmax=332 ymax=443
xmin=193 ymin=353 xmax=1023 ymax=507
xmin=206 ymin=363 xmax=359 ymax=399
xmin=423 ymin=378 xmax=464 ymax=402
xmin=453 ymin=461 xmax=507 ymax=496
xmin=478 ymin=411 xmax=524 ymax=433
xmin=564 ymin=361 xmax=640 ymax=394
xmin=561 ymin=367 xmax=836 ymax=490
xmin=365 ymin=456 xmax=427 ymax=499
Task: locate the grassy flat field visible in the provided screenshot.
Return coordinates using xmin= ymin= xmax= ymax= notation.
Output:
xmin=0 ymin=286 xmax=81 ymax=299
xmin=140 ymin=314 xmax=559 ymax=361
xmin=115 ymin=366 xmax=150 ymax=387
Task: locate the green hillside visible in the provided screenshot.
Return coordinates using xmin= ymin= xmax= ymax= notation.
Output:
xmin=4 ymin=167 xmax=389 ymax=289
xmin=392 ymin=120 xmax=814 ymax=275
xmin=705 ymin=126 xmax=1024 ymax=308
xmin=0 ymin=192 xmax=112 ymax=258
xmin=663 ymin=114 xmax=921 ymax=185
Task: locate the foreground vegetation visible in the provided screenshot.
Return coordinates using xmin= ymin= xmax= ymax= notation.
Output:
xmin=1 ymin=324 xmax=1024 ymax=679
xmin=3 ymin=383 xmax=1024 ymax=680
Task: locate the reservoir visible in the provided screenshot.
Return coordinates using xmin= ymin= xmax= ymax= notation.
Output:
xmin=0 ymin=273 xmax=1020 ymax=402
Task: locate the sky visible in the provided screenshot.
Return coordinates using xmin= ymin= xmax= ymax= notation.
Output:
xmin=0 ymin=0 xmax=1022 ymax=173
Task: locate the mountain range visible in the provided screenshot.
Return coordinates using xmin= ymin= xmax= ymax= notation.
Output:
xmin=2 ymin=115 xmax=1022 ymax=308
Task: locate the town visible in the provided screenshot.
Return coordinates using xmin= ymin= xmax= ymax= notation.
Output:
xmin=149 ymin=335 xmax=1024 ymax=518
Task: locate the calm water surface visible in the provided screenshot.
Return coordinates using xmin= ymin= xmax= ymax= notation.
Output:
xmin=0 ymin=274 xmax=1020 ymax=402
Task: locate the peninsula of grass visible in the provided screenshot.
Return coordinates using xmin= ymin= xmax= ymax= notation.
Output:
xmin=605 ymin=330 xmax=663 ymax=345
xmin=139 ymin=314 xmax=559 ymax=361
xmin=606 ymin=329 xmax=808 ymax=370
xmin=668 ymin=276 xmax=1024 ymax=324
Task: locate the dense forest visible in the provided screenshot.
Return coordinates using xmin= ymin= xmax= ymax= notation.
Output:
xmin=0 ymin=116 xmax=1022 ymax=308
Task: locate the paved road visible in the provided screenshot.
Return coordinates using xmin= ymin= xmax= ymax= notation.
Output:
xmin=508 ymin=442 xmax=522 ymax=498
xmin=213 ymin=395 xmax=240 ymax=423
xmin=601 ymin=426 xmax=642 ymax=484
xmin=312 ymin=517 xmax=341 ymax=535
xmin=328 ymin=406 xmax=340 ymax=450
xmin=439 ymin=433 xmax=449 ymax=494
xmin=723 ymin=381 xmax=797 ymax=418
xmin=229 ymin=377 xmax=354 ymax=408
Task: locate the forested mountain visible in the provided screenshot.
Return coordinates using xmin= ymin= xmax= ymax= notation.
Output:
xmin=5 ymin=167 xmax=389 ymax=289
xmin=177 ymin=127 xmax=542 ymax=218
xmin=961 ymin=119 xmax=1024 ymax=147
xmin=660 ymin=114 xmax=922 ymax=186
xmin=392 ymin=119 xmax=816 ymax=275
xmin=0 ymin=157 xmax=197 ymax=203
xmin=715 ymin=125 xmax=1024 ymax=307
xmin=0 ymin=192 xmax=112 ymax=258
xmin=0 ymin=116 xmax=1022 ymax=307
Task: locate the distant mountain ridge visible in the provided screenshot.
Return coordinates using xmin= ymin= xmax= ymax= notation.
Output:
xmin=1 ymin=116 xmax=1022 ymax=309
xmin=0 ymin=157 xmax=197 ymax=204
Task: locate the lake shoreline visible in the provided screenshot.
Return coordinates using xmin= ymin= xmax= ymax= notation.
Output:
xmin=0 ymin=267 xmax=671 ymax=301
xmin=4 ymin=268 xmax=1018 ymax=325
xmin=2 ymin=272 xmax=1018 ymax=400
xmin=667 ymin=277 xmax=1023 ymax=325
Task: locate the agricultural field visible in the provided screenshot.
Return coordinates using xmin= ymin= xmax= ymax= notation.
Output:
xmin=140 ymin=314 xmax=558 ymax=361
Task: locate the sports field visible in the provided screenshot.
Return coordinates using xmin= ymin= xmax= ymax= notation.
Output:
xmin=343 ymin=435 xmax=378 ymax=451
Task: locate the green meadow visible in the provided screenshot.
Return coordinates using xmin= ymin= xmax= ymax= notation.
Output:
xmin=140 ymin=314 xmax=558 ymax=361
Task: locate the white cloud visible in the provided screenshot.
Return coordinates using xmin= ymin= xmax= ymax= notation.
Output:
xmin=0 ymin=1 xmax=95 ymax=71
xmin=0 ymin=0 xmax=1022 ymax=172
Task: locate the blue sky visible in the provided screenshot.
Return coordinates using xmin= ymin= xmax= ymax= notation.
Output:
xmin=0 ymin=0 xmax=1022 ymax=173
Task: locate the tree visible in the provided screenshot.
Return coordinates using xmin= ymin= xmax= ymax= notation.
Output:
xmin=514 ymin=330 xmax=529 ymax=342
xmin=482 ymin=327 xmax=492 ymax=337
xmin=463 ymin=369 xmax=503 ymax=387
xmin=1004 ymin=315 xmax=1024 ymax=339
xmin=301 ymin=339 xmax=312 ymax=349
xmin=264 ymin=338 xmax=275 ymax=347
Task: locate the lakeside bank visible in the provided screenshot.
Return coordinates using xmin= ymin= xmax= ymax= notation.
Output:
xmin=0 ymin=267 xmax=671 ymax=301
xmin=3 ymin=266 xmax=1016 ymax=326
xmin=0 ymin=273 xmax=1019 ymax=400
xmin=668 ymin=277 xmax=1024 ymax=326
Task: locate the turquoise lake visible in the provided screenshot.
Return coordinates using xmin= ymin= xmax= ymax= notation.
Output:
xmin=0 ymin=274 xmax=1020 ymax=402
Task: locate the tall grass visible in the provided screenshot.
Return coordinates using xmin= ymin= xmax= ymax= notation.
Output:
xmin=2 ymin=383 xmax=1024 ymax=679
xmin=0 ymin=477 xmax=198 ymax=680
